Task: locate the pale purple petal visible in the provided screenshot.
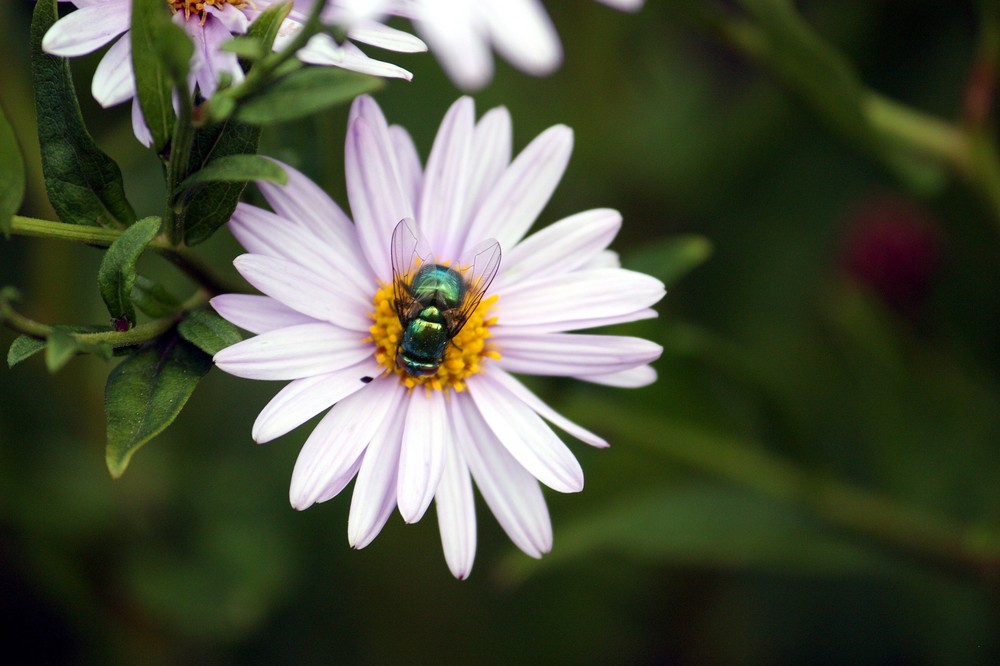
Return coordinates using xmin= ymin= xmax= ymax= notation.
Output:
xmin=491 ymin=307 xmax=658 ymax=335
xmin=467 ymin=373 xmax=584 ymax=493
xmin=494 ymin=333 xmax=662 ymax=377
xmin=348 ymin=396 xmax=407 ymax=549
xmin=254 ymin=162 xmax=374 ymax=288
xmin=183 ymin=12 xmax=243 ymax=99
xmin=205 ymin=4 xmax=250 ymax=33
xmin=210 ymin=294 xmax=317 ymax=334
xmin=418 ymin=96 xmax=474 ymax=258
xmin=435 ymin=435 xmax=476 ymax=579
xmin=575 ymin=365 xmax=658 ymax=388
xmin=389 ymin=125 xmax=423 ymax=206
xmin=489 ymin=368 xmax=608 ymax=448
xmin=483 ymin=0 xmax=561 ymax=77
xmin=298 ymin=34 xmax=415 ymax=80
xmin=465 ymin=125 xmax=573 ymax=252
xmin=499 ymin=269 xmax=664 ymax=329
xmin=397 ymin=389 xmax=449 ymax=523
xmin=452 ymin=395 xmax=551 ymax=557
xmin=290 ymin=380 xmax=402 ymax=509
xmin=348 ymin=21 xmax=427 ymax=53
xmin=91 ymin=35 xmax=134 ymax=107
xmin=233 ymin=254 xmax=371 ymax=329
xmin=346 ymin=97 xmax=415 ymax=280
xmin=213 ymin=322 xmax=371 ymax=380
xmin=42 ymin=6 xmax=130 ymax=57
xmin=251 ymin=357 xmax=384 ymax=443
xmin=230 ymin=203 xmax=373 ymax=296
xmin=462 ymin=106 xmax=512 ymax=224
xmin=500 ymin=209 xmax=621 ymax=287
xmin=587 ymin=249 xmax=621 ymax=269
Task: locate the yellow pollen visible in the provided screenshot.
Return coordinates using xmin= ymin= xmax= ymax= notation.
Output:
xmin=168 ymin=0 xmax=250 ymax=24
xmin=367 ymin=284 xmax=500 ymax=393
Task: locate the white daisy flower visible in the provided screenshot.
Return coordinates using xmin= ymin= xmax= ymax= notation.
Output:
xmin=212 ymin=94 xmax=664 ymax=578
xmin=41 ymin=0 xmax=426 ymax=144
xmin=395 ymin=0 xmax=646 ymax=90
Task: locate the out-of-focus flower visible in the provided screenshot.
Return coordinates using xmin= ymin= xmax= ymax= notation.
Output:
xmin=212 ymin=94 xmax=664 ymax=578
xmin=397 ymin=0 xmax=645 ymax=90
xmin=41 ymin=0 xmax=425 ymax=144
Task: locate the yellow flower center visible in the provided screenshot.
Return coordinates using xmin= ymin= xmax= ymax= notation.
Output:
xmin=367 ymin=283 xmax=500 ymax=393
xmin=168 ymin=0 xmax=250 ymax=23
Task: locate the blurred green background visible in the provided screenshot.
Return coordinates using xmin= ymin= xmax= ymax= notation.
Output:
xmin=3 ymin=0 xmax=1000 ymax=662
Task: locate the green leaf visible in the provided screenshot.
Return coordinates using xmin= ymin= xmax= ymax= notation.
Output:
xmin=182 ymin=120 xmax=262 ymax=245
xmin=247 ymin=0 xmax=293 ymax=53
xmin=176 ymin=154 xmax=286 ymax=193
xmin=105 ymin=335 xmax=212 ymax=478
xmin=0 ymin=103 xmax=26 ymax=236
xmin=132 ymin=275 xmax=182 ymax=319
xmin=502 ymin=484 xmax=898 ymax=581
xmin=8 ymin=336 xmax=46 ymax=367
xmin=98 ymin=217 xmax=162 ymax=328
xmin=178 ymin=308 xmax=243 ymax=356
xmin=220 ymin=37 xmax=267 ymax=61
xmin=45 ymin=328 xmax=78 ymax=373
xmin=131 ymin=0 xmax=193 ymax=152
xmin=234 ymin=68 xmax=381 ymax=125
xmin=30 ymin=0 xmax=135 ymax=228
xmin=625 ymin=235 xmax=712 ymax=287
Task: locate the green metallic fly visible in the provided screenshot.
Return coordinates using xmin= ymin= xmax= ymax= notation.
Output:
xmin=391 ymin=219 xmax=502 ymax=377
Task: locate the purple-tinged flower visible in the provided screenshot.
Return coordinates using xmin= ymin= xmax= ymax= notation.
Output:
xmin=41 ymin=0 xmax=425 ymax=144
xmin=396 ymin=0 xmax=645 ymax=90
xmin=212 ymin=95 xmax=664 ymax=578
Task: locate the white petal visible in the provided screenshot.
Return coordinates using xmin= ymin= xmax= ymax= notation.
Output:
xmin=463 ymin=106 xmax=511 ymax=224
xmin=210 ymin=294 xmax=317 ymax=334
xmin=348 ymin=396 xmax=407 ymax=548
xmin=435 ymin=434 xmax=477 ymax=579
xmin=230 ymin=202 xmax=373 ymax=296
xmin=213 ymin=322 xmax=371 ymax=380
xmin=489 ymin=368 xmax=608 ymax=448
xmin=397 ymin=390 xmax=449 ymax=523
xmin=42 ymin=6 xmax=129 ymax=57
xmin=467 ymin=374 xmax=583 ymax=493
xmin=586 ymin=249 xmax=621 ymax=269
xmin=575 ymin=364 xmax=658 ymax=388
xmin=500 ymin=209 xmax=621 ymax=287
xmin=290 ymin=380 xmax=402 ymax=509
xmin=498 ymin=269 xmax=664 ymax=329
xmin=483 ymin=0 xmax=561 ymax=76
xmin=348 ymin=21 xmax=427 ymax=53
xmin=413 ymin=0 xmax=493 ymax=90
xmin=251 ymin=357 xmax=384 ymax=443
xmin=494 ymin=332 xmax=662 ymax=377
xmin=205 ymin=5 xmax=250 ymax=34
xmin=233 ymin=254 xmax=370 ymax=330
xmin=131 ymin=97 xmax=153 ymax=147
xmin=465 ymin=125 xmax=573 ymax=251
xmin=418 ymin=96 xmax=474 ymax=258
xmin=452 ymin=395 xmax=551 ymax=557
xmin=91 ymin=35 xmax=134 ymax=107
xmin=298 ymin=33 xmax=415 ymax=80
xmin=346 ymin=97 xmax=415 ymax=280
xmin=491 ymin=308 xmax=658 ymax=335
xmin=596 ymin=0 xmax=645 ymax=12
xmin=389 ymin=124 xmax=423 ymax=206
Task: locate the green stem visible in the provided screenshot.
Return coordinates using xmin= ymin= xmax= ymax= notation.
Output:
xmin=166 ymin=85 xmax=197 ymax=244
xmin=9 ymin=215 xmax=246 ymax=296
xmin=862 ymin=93 xmax=971 ymax=173
xmin=1 ymin=292 xmax=202 ymax=348
xmin=588 ymin=402 xmax=1000 ymax=582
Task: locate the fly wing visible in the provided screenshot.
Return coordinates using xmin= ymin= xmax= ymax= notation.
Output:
xmin=390 ymin=218 xmax=435 ymax=321
xmin=445 ymin=237 xmax=502 ymax=336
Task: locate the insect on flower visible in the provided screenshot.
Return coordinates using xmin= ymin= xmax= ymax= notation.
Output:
xmin=391 ymin=218 xmax=501 ymax=377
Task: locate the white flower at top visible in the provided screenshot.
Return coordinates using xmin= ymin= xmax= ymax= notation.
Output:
xmin=211 ymin=94 xmax=664 ymax=578
xmin=396 ymin=0 xmax=646 ymax=90
xmin=41 ymin=0 xmax=426 ymax=144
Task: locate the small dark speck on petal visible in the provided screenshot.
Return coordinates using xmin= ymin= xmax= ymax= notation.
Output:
xmin=360 ymin=376 xmax=373 ymax=384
